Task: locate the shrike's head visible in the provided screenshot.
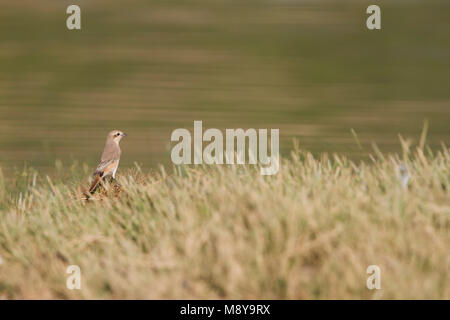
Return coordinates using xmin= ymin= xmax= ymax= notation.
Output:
xmin=108 ymin=130 xmax=127 ymax=143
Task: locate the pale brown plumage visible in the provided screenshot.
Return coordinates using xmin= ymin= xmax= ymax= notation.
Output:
xmin=89 ymin=130 xmax=127 ymax=194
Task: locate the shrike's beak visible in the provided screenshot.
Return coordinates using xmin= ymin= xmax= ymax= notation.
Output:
xmin=122 ymin=133 xmax=128 ymax=137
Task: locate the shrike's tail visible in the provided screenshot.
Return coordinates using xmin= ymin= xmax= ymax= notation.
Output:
xmin=89 ymin=173 xmax=102 ymax=194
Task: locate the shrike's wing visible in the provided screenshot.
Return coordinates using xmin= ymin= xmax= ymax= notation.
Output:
xmin=93 ymin=159 xmax=117 ymax=176
xmin=89 ymin=159 xmax=119 ymax=194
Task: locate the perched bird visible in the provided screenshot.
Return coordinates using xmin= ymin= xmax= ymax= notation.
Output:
xmin=89 ymin=130 xmax=127 ymax=194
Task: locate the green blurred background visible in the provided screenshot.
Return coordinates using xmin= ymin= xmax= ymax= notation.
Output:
xmin=0 ymin=0 xmax=449 ymax=174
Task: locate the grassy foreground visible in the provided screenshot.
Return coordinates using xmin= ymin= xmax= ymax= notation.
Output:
xmin=0 ymin=143 xmax=449 ymax=299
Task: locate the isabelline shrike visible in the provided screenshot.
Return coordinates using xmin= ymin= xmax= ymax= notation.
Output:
xmin=89 ymin=130 xmax=127 ymax=194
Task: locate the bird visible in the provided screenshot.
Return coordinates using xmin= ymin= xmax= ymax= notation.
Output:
xmin=88 ymin=130 xmax=127 ymax=194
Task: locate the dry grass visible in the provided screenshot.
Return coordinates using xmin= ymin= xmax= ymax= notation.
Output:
xmin=0 ymin=141 xmax=449 ymax=299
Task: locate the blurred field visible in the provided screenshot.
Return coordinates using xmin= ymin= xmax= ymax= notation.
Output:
xmin=0 ymin=0 xmax=449 ymax=173
xmin=0 ymin=140 xmax=448 ymax=299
